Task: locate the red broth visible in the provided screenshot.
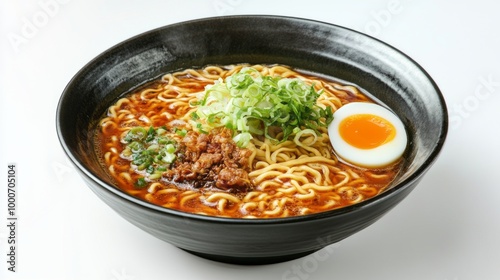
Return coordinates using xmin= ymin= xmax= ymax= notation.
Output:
xmin=96 ymin=64 xmax=402 ymax=218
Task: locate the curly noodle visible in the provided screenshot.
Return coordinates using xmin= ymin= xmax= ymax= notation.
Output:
xmin=97 ymin=64 xmax=401 ymax=218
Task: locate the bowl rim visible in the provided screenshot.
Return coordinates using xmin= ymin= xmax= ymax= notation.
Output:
xmin=56 ymin=14 xmax=448 ymax=225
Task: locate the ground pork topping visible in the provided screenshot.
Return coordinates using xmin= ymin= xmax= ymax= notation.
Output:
xmin=163 ymin=128 xmax=253 ymax=193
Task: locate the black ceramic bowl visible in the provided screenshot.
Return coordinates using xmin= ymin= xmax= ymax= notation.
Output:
xmin=56 ymin=15 xmax=447 ymax=265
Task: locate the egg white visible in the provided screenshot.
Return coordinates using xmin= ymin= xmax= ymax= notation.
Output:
xmin=328 ymin=102 xmax=407 ymax=168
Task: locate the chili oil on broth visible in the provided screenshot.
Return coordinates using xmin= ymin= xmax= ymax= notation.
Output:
xmin=96 ymin=64 xmax=402 ymax=218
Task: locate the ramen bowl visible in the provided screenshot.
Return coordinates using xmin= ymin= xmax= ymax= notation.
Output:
xmin=56 ymin=15 xmax=447 ymax=265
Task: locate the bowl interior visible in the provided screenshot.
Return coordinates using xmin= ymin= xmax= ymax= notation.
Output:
xmin=57 ymin=15 xmax=447 ymax=218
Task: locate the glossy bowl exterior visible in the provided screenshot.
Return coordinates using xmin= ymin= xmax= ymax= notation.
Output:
xmin=56 ymin=15 xmax=448 ymax=265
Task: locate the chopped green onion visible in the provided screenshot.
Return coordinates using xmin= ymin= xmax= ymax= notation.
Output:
xmin=190 ymin=112 xmax=200 ymax=120
xmin=147 ymin=144 xmax=159 ymax=151
xmin=122 ymin=147 xmax=132 ymax=157
xmin=175 ymin=128 xmax=187 ymax=137
xmin=165 ymin=144 xmax=176 ymax=154
xmin=149 ymin=173 xmax=162 ymax=180
xmin=121 ymin=126 xmax=179 ymax=182
xmin=232 ymin=132 xmax=252 ymax=148
xmin=134 ymin=177 xmax=147 ymax=188
xmin=146 ymin=165 xmax=155 ymax=174
xmin=145 ymin=126 xmax=156 ymax=142
xmin=124 ymin=127 xmax=147 ymax=142
xmin=157 ymin=137 xmax=172 ymax=145
xmin=196 ymin=123 xmax=208 ymax=134
xmin=194 ymin=67 xmax=333 ymax=147
xmin=162 ymin=153 xmax=176 ymax=164
xmin=157 ymin=127 xmax=167 ymax=135
xmin=128 ymin=141 xmax=144 ymax=153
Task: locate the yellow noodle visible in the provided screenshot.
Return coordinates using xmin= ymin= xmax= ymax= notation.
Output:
xmin=296 ymin=189 xmax=316 ymax=200
xmin=118 ymin=172 xmax=134 ymax=185
xmin=205 ymin=193 xmax=241 ymax=204
xmin=96 ymin=64 xmax=401 ymax=218
xmin=179 ymin=192 xmax=200 ymax=206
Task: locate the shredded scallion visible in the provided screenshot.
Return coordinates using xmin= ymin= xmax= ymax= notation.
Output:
xmin=121 ymin=126 xmax=178 ymax=186
xmin=194 ymin=67 xmax=333 ymax=147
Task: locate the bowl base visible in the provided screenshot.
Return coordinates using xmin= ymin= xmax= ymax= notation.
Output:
xmin=182 ymin=248 xmax=317 ymax=265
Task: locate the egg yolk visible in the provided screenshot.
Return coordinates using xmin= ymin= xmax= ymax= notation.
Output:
xmin=339 ymin=114 xmax=396 ymax=149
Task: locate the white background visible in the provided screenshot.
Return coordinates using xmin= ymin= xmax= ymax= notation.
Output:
xmin=1 ymin=0 xmax=500 ymax=279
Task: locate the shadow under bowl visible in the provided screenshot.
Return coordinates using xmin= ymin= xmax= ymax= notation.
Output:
xmin=56 ymin=15 xmax=448 ymax=265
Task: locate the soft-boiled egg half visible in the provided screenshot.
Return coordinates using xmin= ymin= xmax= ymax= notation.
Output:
xmin=328 ymin=102 xmax=407 ymax=168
